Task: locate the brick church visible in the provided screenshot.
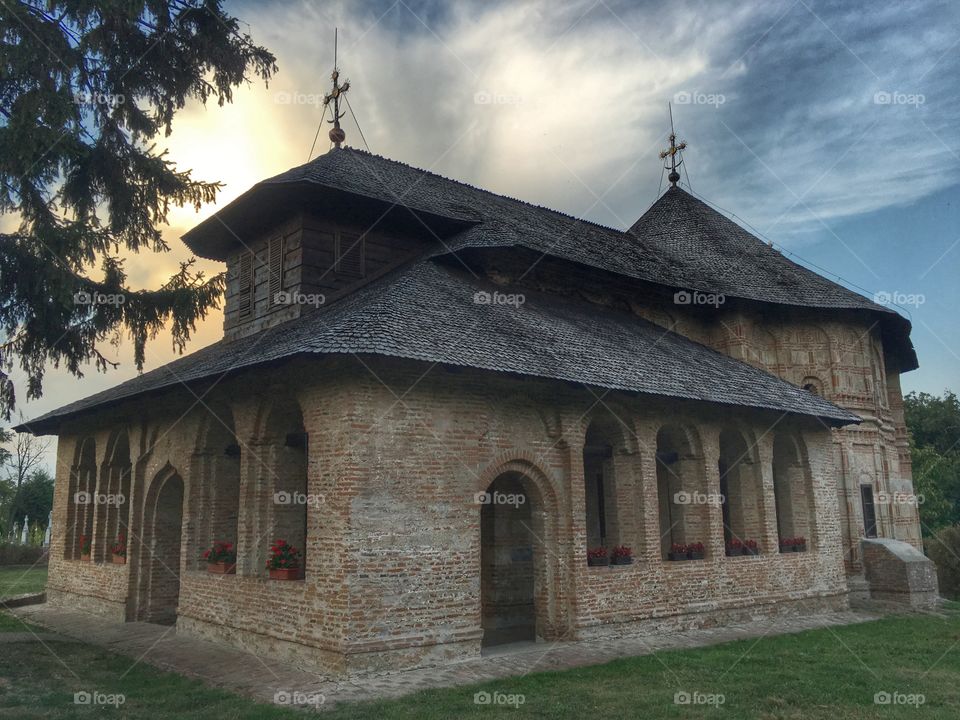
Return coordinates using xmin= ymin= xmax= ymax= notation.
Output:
xmin=20 ymin=120 xmax=938 ymax=673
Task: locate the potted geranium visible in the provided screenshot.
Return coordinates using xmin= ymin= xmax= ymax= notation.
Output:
xmin=686 ymin=542 xmax=705 ymax=560
xmin=726 ymin=538 xmax=743 ymax=556
xmin=587 ymin=546 xmax=609 ymax=567
xmin=742 ymin=539 xmax=759 ymax=556
xmin=610 ymin=546 xmax=633 ymax=566
xmin=111 ymin=533 xmax=127 ymax=564
xmin=668 ymin=543 xmax=687 ymax=561
xmin=202 ymin=541 xmax=237 ymax=574
xmin=79 ymin=534 xmax=91 ymax=561
xmin=266 ymin=539 xmax=303 ymax=580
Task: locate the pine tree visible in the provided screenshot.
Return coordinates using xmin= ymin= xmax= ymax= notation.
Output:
xmin=0 ymin=1 xmax=277 ymax=417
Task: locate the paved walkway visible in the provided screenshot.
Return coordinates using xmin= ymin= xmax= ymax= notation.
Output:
xmin=11 ymin=604 xmax=881 ymax=711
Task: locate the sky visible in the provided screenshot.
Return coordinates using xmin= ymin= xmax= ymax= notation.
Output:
xmin=6 ymin=0 xmax=960 ymax=471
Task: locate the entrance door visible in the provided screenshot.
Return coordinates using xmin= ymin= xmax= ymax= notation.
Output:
xmin=480 ymin=473 xmax=535 ymax=647
xmin=140 ymin=470 xmax=184 ymax=624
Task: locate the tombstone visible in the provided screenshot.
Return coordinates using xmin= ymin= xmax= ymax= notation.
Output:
xmin=43 ymin=511 xmax=52 ymax=547
xmin=20 ymin=517 xmax=29 ymax=545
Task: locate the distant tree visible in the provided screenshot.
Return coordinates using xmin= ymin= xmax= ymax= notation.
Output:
xmin=905 ymin=391 xmax=960 ymax=536
xmin=0 ymin=1 xmax=277 ymax=418
xmin=8 ymin=468 xmax=54 ymax=533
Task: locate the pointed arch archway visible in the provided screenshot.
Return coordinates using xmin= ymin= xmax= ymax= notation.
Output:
xmin=476 ymin=457 xmax=568 ymax=648
xmin=136 ymin=465 xmax=185 ymax=624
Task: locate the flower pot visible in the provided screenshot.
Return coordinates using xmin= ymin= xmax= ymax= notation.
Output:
xmin=668 ymin=552 xmax=687 ymax=561
xmin=80 ymin=553 xmax=91 ymax=562
xmin=111 ymin=554 xmax=126 ymax=564
xmin=207 ymin=562 xmax=236 ymax=575
xmin=587 ymin=556 xmax=610 ymax=567
xmin=611 ymin=556 xmax=633 ymax=565
xmin=269 ymin=567 xmax=303 ymax=581
xmin=687 ymin=550 xmax=705 ymax=560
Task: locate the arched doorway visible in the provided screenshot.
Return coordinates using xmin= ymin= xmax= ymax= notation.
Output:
xmin=481 ymin=473 xmax=536 ymax=647
xmin=139 ymin=468 xmax=185 ymax=624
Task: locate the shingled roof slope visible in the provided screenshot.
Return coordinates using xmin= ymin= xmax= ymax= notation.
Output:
xmin=17 ymin=258 xmax=859 ymax=433
xmin=185 ymin=147 xmax=900 ymax=317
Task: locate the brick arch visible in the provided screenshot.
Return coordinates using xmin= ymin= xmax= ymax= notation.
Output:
xmin=65 ymin=436 xmax=97 ymax=560
xmin=135 ymin=463 xmax=185 ymax=624
xmin=475 ymin=456 xmax=570 ymax=643
xmin=772 ymin=431 xmax=817 ymax=549
xmin=95 ymin=430 xmax=132 ymax=563
xmin=718 ymin=426 xmax=765 ymax=551
xmin=655 ymin=422 xmax=708 ymax=558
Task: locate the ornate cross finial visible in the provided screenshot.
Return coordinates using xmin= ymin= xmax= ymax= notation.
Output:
xmin=323 ymin=28 xmax=350 ymax=149
xmin=659 ymin=102 xmax=687 ymax=187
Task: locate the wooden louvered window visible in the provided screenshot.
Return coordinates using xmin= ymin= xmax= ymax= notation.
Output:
xmin=336 ymin=231 xmax=365 ymax=277
xmin=268 ymin=236 xmax=285 ymax=305
xmin=237 ymin=251 xmax=253 ymax=320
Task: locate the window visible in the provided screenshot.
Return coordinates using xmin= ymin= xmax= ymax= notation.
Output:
xmin=861 ymin=485 xmax=878 ymax=538
xmin=268 ymin=236 xmax=285 ymax=305
xmin=718 ymin=429 xmax=764 ymax=555
xmin=65 ymin=437 xmax=96 ymax=560
xmin=772 ymin=433 xmax=814 ymax=551
xmin=193 ymin=406 xmax=241 ymax=571
xmin=336 ymin=231 xmax=365 ymax=277
xmin=656 ymin=425 xmax=707 ymax=559
xmin=237 ymin=251 xmax=253 ymax=319
xmin=582 ymin=418 xmax=620 ymax=549
xmin=262 ymin=403 xmax=308 ymax=577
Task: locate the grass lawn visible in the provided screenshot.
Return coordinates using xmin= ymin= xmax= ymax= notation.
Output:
xmin=0 ymin=604 xmax=958 ymax=718
xmin=0 ymin=565 xmax=47 ymax=598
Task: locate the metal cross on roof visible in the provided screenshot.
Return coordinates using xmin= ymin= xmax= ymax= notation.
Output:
xmin=323 ymin=29 xmax=350 ymax=149
xmin=659 ymin=103 xmax=687 ymax=187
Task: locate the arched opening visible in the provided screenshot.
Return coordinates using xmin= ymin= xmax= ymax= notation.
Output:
xmin=772 ymin=433 xmax=814 ymax=551
xmin=582 ymin=415 xmax=625 ymax=551
xmin=718 ymin=429 xmax=764 ymax=554
xmin=656 ymin=425 xmax=707 ymax=559
xmin=64 ymin=437 xmax=96 ymax=560
xmin=193 ymin=406 xmax=241 ymax=570
xmin=139 ymin=469 xmax=185 ymax=624
xmin=481 ymin=472 xmax=536 ymax=647
xmin=262 ymin=402 xmax=308 ymax=577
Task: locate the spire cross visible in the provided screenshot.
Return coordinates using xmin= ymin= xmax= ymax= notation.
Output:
xmin=323 ymin=28 xmax=350 ymax=148
xmin=659 ymin=103 xmax=687 ymax=187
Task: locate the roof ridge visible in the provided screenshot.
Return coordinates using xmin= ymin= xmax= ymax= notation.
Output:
xmin=315 ymin=147 xmax=627 ymax=235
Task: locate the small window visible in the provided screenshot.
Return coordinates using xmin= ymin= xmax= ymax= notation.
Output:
xmin=237 ymin=252 xmax=253 ymax=319
xmin=861 ymin=485 xmax=878 ymax=538
xmin=802 ymin=383 xmax=819 ymax=395
xmin=336 ymin=232 xmax=365 ymax=277
xmin=268 ymin=236 xmax=285 ymax=305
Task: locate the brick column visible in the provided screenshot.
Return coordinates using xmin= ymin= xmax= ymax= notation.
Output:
xmin=635 ymin=422 xmax=661 ymax=561
xmin=756 ymin=433 xmax=780 ymax=555
xmin=700 ymin=425 xmax=724 ymax=559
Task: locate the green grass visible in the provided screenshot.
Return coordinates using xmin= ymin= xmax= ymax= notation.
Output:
xmin=0 ymin=604 xmax=958 ymax=718
xmin=0 ymin=565 xmax=48 ymax=599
